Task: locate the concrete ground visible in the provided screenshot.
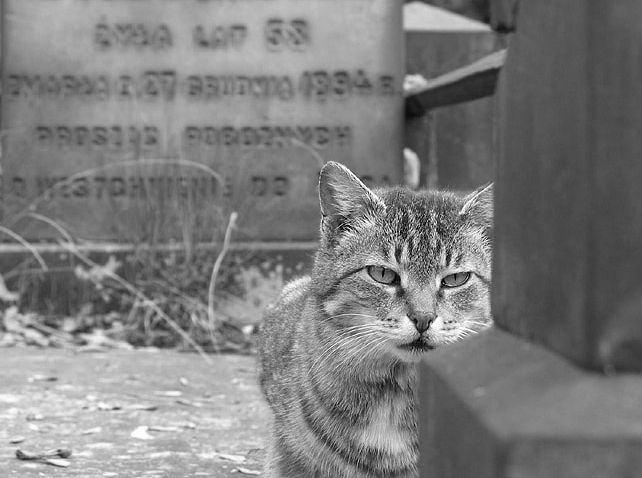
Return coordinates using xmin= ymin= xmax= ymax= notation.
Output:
xmin=0 ymin=347 xmax=269 ymax=477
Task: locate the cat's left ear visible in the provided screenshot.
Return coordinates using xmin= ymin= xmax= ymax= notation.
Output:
xmin=318 ymin=161 xmax=385 ymax=231
xmin=459 ymin=183 xmax=493 ymax=229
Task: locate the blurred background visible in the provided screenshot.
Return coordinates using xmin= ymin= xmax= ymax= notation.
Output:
xmin=0 ymin=0 xmax=500 ymax=354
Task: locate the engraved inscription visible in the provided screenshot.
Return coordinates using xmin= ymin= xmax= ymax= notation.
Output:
xmin=299 ymin=70 xmax=397 ymax=100
xmin=35 ymin=125 xmax=161 ymax=151
xmin=185 ymin=75 xmax=295 ymax=101
xmin=193 ymin=24 xmax=247 ymax=49
xmin=2 ymin=0 xmax=403 ymax=241
xmin=6 ymin=72 xmax=393 ymax=101
xmin=6 ymin=74 xmax=110 ymax=100
xmin=95 ymin=21 xmax=173 ymax=50
xmin=250 ymin=176 xmax=290 ymax=196
xmin=8 ymin=173 xmax=294 ymax=200
xmin=265 ymin=19 xmax=310 ymax=51
xmin=184 ymin=125 xmax=352 ymax=150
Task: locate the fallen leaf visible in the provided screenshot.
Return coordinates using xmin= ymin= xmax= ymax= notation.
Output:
xmin=0 ymin=273 xmax=20 ymax=302
xmin=148 ymin=426 xmax=179 ymax=432
xmin=130 ymin=426 xmax=154 ymax=440
xmin=125 ymin=403 xmax=158 ymax=411
xmin=26 ymin=413 xmax=44 ymax=421
xmin=154 ymin=390 xmax=182 ymax=397
xmin=15 ymin=448 xmax=72 ymax=468
xmin=81 ymin=427 xmax=102 ymax=435
xmin=3 ymin=307 xmax=24 ymax=333
xmin=0 ymin=332 xmax=18 ymax=347
xmin=16 ymin=448 xmax=72 ymax=460
xmin=97 ymin=402 xmax=121 ymax=411
xmin=43 ymin=458 xmax=71 ymax=468
xmin=43 ymin=449 xmax=72 ymax=458
xmin=23 ymin=328 xmax=49 ymax=347
xmin=179 ymin=377 xmax=189 ymax=386
xmin=233 ymin=467 xmax=261 ymax=475
xmin=176 ymin=398 xmax=203 ymax=408
xmin=214 ymin=452 xmax=246 ymax=463
xmin=27 ymin=374 xmax=58 ymax=383
xmin=9 ymin=436 xmax=26 ymax=444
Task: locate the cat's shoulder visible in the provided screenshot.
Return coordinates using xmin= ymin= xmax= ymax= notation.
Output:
xmin=265 ymin=276 xmax=311 ymax=316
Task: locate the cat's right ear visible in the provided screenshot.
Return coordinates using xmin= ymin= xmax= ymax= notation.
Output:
xmin=459 ymin=183 xmax=494 ymax=238
xmin=318 ymin=162 xmax=385 ymax=235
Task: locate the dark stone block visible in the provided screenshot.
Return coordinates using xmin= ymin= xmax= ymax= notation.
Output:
xmin=494 ymin=0 xmax=642 ymax=372
xmin=419 ymin=328 xmax=642 ymax=477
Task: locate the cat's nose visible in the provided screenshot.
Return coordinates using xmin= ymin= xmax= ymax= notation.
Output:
xmin=409 ymin=311 xmax=436 ymax=333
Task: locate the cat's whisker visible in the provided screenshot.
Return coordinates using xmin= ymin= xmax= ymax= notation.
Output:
xmin=325 ymin=313 xmax=379 ymax=320
xmin=330 ymin=336 xmax=386 ymax=376
xmin=327 ymin=331 xmax=388 ymax=372
xmin=466 ymin=320 xmax=491 ymax=328
xmin=308 ymin=329 xmax=382 ymax=376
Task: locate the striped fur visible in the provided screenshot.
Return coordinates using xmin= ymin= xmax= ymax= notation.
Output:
xmin=258 ymin=162 xmax=493 ymax=477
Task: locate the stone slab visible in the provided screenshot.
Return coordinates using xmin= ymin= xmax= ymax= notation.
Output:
xmin=419 ymin=328 xmax=642 ymax=477
xmin=2 ymin=0 xmax=404 ymax=242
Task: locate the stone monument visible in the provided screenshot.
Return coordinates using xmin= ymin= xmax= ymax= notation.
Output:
xmin=2 ymin=0 xmax=404 ymax=243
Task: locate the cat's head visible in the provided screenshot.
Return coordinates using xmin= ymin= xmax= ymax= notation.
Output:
xmin=313 ymin=161 xmax=493 ymax=364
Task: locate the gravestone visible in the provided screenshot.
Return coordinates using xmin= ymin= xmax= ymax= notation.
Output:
xmin=404 ymin=1 xmax=499 ymax=191
xmin=2 ymin=0 xmax=404 ymax=243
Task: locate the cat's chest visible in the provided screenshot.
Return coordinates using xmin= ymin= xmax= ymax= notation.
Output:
xmin=355 ymin=395 xmax=415 ymax=454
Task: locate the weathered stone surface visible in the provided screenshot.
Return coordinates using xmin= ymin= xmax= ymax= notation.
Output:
xmin=419 ymin=328 xmax=642 ymax=478
xmin=0 ymin=347 xmax=268 ymax=477
xmin=494 ymin=0 xmax=642 ymax=371
xmin=2 ymin=0 xmax=404 ymax=242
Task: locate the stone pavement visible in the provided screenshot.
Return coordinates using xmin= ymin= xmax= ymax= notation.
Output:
xmin=0 ymin=347 xmax=269 ymax=477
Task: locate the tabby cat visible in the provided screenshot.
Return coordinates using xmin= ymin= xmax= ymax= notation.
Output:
xmin=258 ymin=161 xmax=493 ymax=478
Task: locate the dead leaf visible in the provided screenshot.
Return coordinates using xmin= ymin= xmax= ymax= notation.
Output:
xmin=80 ymin=427 xmax=102 ymax=435
xmin=125 ymin=403 xmax=158 ymax=411
xmin=0 ymin=273 xmax=19 ymax=302
xmin=179 ymin=377 xmax=189 ymax=386
xmin=3 ymin=307 xmax=24 ymax=332
xmin=27 ymin=374 xmax=58 ymax=383
xmin=15 ymin=447 xmax=71 ymax=458
xmin=214 ymin=452 xmax=246 ymax=463
xmin=97 ymin=402 xmax=121 ymax=411
xmin=154 ymin=390 xmax=182 ymax=397
xmin=233 ymin=467 xmax=261 ymax=475
xmin=16 ymin=448 xmax=72 ymax=467
xmin=130 ymin=426 xmax=154 ymax=440
xmin=176 ymin=398 xmax=203 ymax=408
xmin=43 ymin=449 xmax=72 ymax=458
xmin=0 ymin=332 xmax=18 ymax=347
xmin=9 ymin=436 xmax=26 ymax=444
xmin=23 ymin=328 xmax=49 ymax=347
xmin=148 ymin=425 xmax=179 ymax=432
xmin=26 ymin=413 xmax=44 ymax=421
xmin=42 ymin=458 xmax=71 ymax=468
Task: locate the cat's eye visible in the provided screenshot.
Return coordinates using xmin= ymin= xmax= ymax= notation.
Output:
xmin=366 ymin=265 xmax=399 ymax=285
xmin=441 ymin=272 xmax=471 ymax=288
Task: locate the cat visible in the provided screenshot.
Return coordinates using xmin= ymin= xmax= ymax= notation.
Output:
xmin=258 ymin=161 xmax=493 ymax=478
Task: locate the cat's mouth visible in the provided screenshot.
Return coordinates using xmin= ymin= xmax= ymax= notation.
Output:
xmin=398 ymin=337 xmax=435 ymax=352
